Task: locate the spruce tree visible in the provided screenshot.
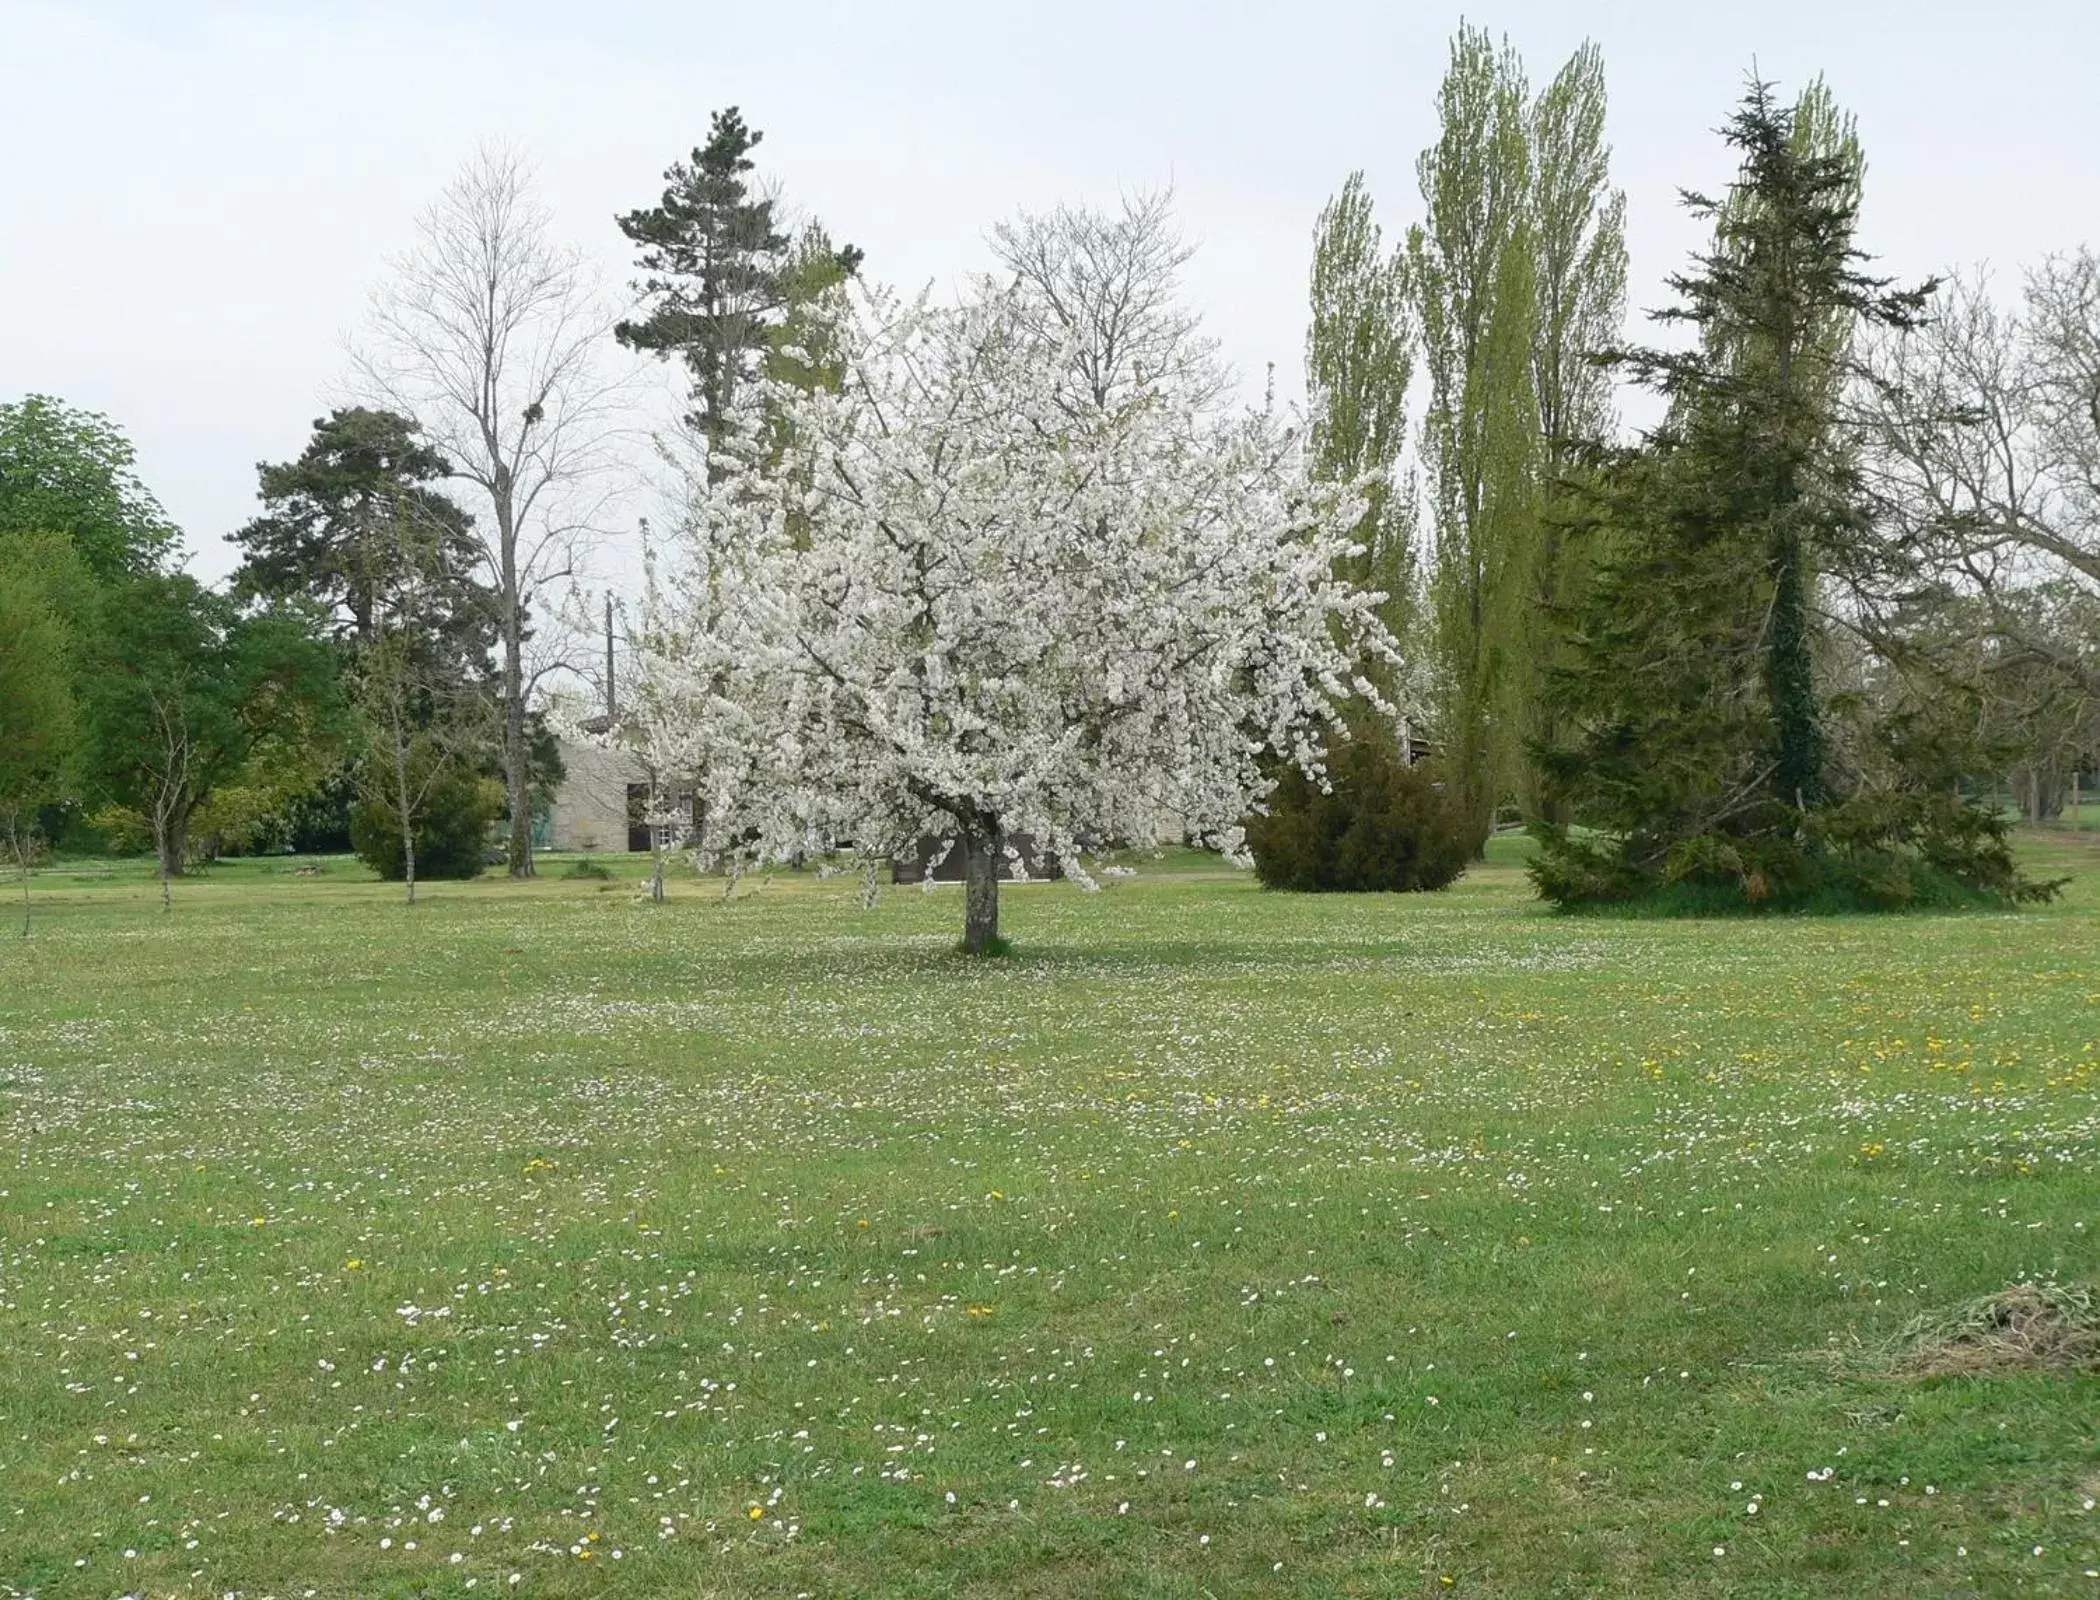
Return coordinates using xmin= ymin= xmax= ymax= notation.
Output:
xmin=1532 ymin=80 xmax=2046 ymax=910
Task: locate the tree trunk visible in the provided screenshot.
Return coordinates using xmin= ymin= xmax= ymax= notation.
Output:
xmin=503 ymin=609 xmax=534 ymax=878
xmin=1766 ymin=526 xmax=1824 ymax=813
xmin=9 ymin=814 xmax=28 ymax=938
xmin=392 ymin=729 xmax=419 ymax=907
xmin=399 ymin=789 xmax=419 ymax=908
xmin=960 ymin=824 xmax=1002 ymax=955
xmin=156 ymin=809 xmax=189 ymax=906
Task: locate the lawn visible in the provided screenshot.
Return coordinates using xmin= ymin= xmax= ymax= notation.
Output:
xmin=2 ymin=836 xmax=2096 ymax=1597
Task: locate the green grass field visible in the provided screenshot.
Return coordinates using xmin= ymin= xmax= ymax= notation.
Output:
xmin=3 ymin=836 xmax=2096 ymax=1597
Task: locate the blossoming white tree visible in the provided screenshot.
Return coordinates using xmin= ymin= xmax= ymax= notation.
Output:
xmin=630 ymin=204 xmax=1399 ymax=952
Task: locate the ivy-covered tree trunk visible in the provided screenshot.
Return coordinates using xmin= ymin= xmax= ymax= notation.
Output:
xmin=960 ymin=823 xmax=1002 ymax=955
xmin=1767 ymin=518 xmax=1824 ymax=809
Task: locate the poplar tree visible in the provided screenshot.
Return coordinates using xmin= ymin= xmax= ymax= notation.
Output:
xmin=1524 ymin=44 xmax=1626 ymax=813
xmin=1408 ymin=25 xmax=1539 ymax=846
xmin=1306 ymin=172 xmax=1415 ymax=663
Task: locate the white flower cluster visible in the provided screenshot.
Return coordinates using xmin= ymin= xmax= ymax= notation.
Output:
xmin=627 ymin=271 xmax=1397 ymax=927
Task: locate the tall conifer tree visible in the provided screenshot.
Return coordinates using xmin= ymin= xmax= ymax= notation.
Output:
xmin=617 ymin=108 xmax=862 ymax=460
xmin=1528 ymin=81 xmax=2041 ymax=909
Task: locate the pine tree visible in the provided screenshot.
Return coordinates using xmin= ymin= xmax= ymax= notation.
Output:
xmin=616 ymin=108 xmax=861 ymax=456
xmin=230 ymin=407 xmax=489 ymax=673
xmin=1530 ymin=80 xmax=2043 ymax=910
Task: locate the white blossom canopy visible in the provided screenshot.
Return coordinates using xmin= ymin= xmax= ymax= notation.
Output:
xmin=627 ymin=274 xmax=1398 ymax=920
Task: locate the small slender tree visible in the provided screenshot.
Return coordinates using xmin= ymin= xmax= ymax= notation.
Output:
xmin=355 ymin=499 xmax=496 ymax=904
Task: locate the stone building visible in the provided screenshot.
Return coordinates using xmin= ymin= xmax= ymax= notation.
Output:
xmin=545 ymin=732 xmax=653 ymax=853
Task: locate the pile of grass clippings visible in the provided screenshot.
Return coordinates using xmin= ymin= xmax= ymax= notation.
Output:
xmin=1886 ymin=1281 xmax=2100 ymax=1378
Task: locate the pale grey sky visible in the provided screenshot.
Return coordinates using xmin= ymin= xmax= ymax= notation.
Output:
xmin=4 ymin=0 xmax=2095 ymax=585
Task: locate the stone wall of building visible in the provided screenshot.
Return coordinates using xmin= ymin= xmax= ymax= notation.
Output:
xmin=548 ymin=739 xmax=647 ymax=853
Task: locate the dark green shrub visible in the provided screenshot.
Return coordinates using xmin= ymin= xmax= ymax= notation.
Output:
xmin=1247 ymin=743 xmax=1475 ymax=893
xmin=350 ymin=754 xmax=501 ymax=881
xmin=562 ymin=856 xmax=614 ymax=880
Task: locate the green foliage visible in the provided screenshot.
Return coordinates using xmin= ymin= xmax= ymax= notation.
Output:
xmin=350 ymin=747 xmax=500 ymax=881
xmin=616 ymin=107 xmax=862 ymax=445
xmin=1407 ymin=27 xmax=1540 ymax=841
xmin=0 ymin=395 xmax=178 ymax=580
xmin=1522 ymin=42 xmax=1627 ymax=817
xmin=229 ymin=407 xmax=491 ymax=672
xmin=1309 ymin=35 xmax=1625 ymax=813
xmin=1532 ymin=80 xmax=2046 ymax=914
xmin=191 ymin=728 xmax=342 ymax=860
xmin=1307 ymin=173 xmax=1415 ymax=655
xmin=561 ymin=855 xmax=615 ymax=880
xmin=0 ymin=556 xmax=76 ymax=822
xmin=1247 ymin=743 xmax=1476 ymax=892
xmin=72 ymin=572 xmax=344 ymax=872
xmin=281 ymin=768 xmax=357 ymax=855
xmin=0 ymin=555 xmax=76 ymax=930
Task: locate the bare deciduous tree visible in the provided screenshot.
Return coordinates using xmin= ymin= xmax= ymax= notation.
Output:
xmin=357 ymin=146 xmax=625 ymax=877
xmin=1855 ymin=256 xmax=2100 ymax=700
xmin=989 ymin=191 xmax=1229 ymax=413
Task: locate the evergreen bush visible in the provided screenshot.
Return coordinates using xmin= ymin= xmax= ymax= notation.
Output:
xmin=1248 ymin=742 xmax=1475 ymax=893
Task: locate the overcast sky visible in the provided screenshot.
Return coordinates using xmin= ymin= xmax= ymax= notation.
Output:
xmin=5 ymin=0 xmax=2095 ymax=586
